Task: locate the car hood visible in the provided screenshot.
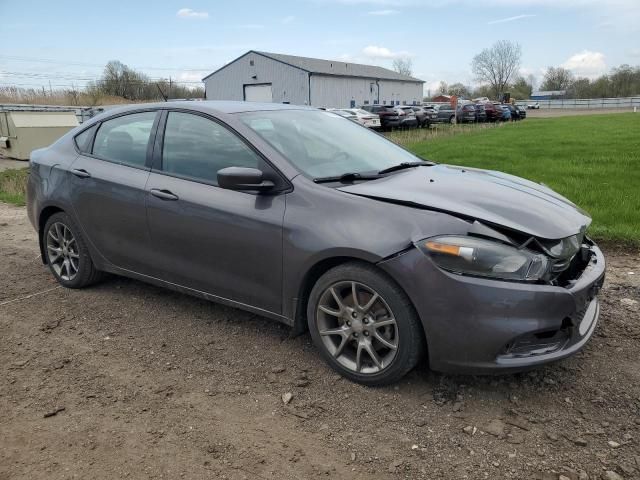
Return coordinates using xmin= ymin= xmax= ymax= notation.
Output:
xmin=337 ymin=164 xmax=591 ymax=239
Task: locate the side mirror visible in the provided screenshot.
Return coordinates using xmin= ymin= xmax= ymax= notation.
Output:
xmin=217 ymin=167 xmax=275 ymax=192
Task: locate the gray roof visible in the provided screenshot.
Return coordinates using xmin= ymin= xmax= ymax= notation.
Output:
xmin=203 ymin=50 xmax=423 ymax=83
xmin=80 ymin=101 xmax=315 ymax=126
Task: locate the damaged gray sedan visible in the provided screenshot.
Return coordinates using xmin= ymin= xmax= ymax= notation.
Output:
xmin=27 ymin=102 xmax=605 ymax=385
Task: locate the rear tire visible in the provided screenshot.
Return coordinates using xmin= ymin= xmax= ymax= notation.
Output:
xmin=43 ymin=212 xmax=103 ymax=289
xmin=307 ymin=262 xmax=425 ymax=386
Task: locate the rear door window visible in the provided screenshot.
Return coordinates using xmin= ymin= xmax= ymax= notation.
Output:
xmin=93 ymin=112 xmax=156 ymax=168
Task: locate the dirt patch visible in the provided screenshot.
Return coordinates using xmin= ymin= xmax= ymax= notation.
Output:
xmin=1 ymin=202 xmax=639 ymax=480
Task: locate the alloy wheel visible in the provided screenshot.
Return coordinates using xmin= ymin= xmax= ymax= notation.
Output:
xmin=46 ymin=222 xmax=79 ymax=281
xmin=316 ymin=281 xmax=399 ymax=374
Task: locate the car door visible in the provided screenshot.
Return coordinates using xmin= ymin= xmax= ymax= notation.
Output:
xmin=145 ymin=110 xmax=286 ymax=314
xmin=68 ymin=110 xmax=160 ymax=273
xmin=437 ymin=105 xmax=449 ymax=121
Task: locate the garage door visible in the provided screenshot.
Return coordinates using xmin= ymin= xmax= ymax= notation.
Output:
xmin=244 ymin=84 xmax=273 ymax=103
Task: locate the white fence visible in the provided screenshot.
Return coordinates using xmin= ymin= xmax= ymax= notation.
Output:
xmin=516 ymin=97 xmax=640 ymax=109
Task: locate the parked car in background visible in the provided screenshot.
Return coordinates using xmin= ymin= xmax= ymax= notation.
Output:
xmin=500 ymin=105 xmax=512 ymax=121
xmin=394 ymin=106 xmax=419 ymax=128
xmin=411 ymin=106 xmax=437 ymax=127
xmin=342 ymin=108 xmax=381 ymax=129
xmin=361 ymin=104 xmax=402 ymax=130
xmin=456 ymin=103 xmax=477 ymax=123
xmin=474 ymin=103 xmax=487 ymax=123
xmin=28 ymin=101 xmax=606 ymax=385
xmin=505 ymin=104 xmax=523 ymax=121
xmin=433 ymin=104 xmax=456 ymax=124
xmin=483 ymin=102 xmax=503 ymax=122
xmin=327 ymin=108 xmax=358 ymax=122
xmin=515 ymin=105 xmax=527 ymax=119
xmin=527 ymin=102 xmax=540 ymax=109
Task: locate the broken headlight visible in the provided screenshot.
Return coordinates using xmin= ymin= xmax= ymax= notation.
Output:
xmin=416 ymin=235 xmax=549 ymax=281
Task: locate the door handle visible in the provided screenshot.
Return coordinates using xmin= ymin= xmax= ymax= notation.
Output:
xmin=71 ymin=168 xmax=91 ymax=178
xmin=150 ymin=189 xmax=179 ymax=201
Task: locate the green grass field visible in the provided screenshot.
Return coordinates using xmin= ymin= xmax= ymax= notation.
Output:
xmin=400 ymin=114 xmax=640 ymax=246
xmin=0 ymin=168 xmax=29 ymax=206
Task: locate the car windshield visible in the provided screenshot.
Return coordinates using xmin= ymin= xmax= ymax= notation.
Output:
xmin=238 ymin=110 xmax=422 ymax=179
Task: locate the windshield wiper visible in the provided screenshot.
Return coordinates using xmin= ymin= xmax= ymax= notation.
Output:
xmin=378 ymin=161 xmax=434 ymax=175
xmin=313 ymin=172 xmax=382 ymax=184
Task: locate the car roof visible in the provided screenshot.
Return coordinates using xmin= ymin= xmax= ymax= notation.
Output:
xmin=96 ymin=100 xmax=316 ymax=118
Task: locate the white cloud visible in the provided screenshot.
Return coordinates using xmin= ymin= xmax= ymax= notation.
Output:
xmin=176 ymin=8 xmax=209 ymax=19
xmin=177 ymin=71 xmax=203 ymax=83
xmin=562 ymin=50 xmax=607 ymax=79
xmin=487 ymin=14 xmax=536 ymax=24
xmin=367 ymin=9 xmax=400 ymax=15
xmin=362 ymin=45 xmax=412 ymax=60
xmin=282 ymin=15 xmax=295 ymax=24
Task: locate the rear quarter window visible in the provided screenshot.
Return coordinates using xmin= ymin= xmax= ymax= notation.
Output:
xmin=74 ymin=124 xmax=98 ymax=153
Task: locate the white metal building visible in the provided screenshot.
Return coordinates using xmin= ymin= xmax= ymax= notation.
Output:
xmin=202 ymin=51 xmax=424 ymax=108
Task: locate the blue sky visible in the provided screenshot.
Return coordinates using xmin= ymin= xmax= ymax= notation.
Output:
xmin=1 ymin=0 xmax=639 ymax=94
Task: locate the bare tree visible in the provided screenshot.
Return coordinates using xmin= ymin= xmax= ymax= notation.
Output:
xmin=471 ymin=40 xmax=522 ymax=100
xmin=540 ymin=67 xmax=574 ymax=91
xmin=437 ymin=81 xmax=448 ymax=95
xmin=392 ymin=58 xmax=413 ymax=77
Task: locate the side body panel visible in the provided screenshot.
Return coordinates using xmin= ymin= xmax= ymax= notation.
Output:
xmin=68 ymin=155 xmax=153 ymax=273
xmin=145 ymin=172 xmax=286 ymax=314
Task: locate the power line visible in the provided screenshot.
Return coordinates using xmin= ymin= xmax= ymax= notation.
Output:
xmin=0 ymin=55 xmax=213 ymax=71
xmin=0 ymin=71 xmax=204 ymax=83
xmin=0 ymin=80 xmax=203 ymax=88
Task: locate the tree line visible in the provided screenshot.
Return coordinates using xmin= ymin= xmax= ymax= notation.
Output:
xmin=85 ymin=60 xmax=204 ymax=101
xmin=538 ymin=64 xmax=640 ymax=99
xmin=428 ymin=40 xmax=640 ymax=101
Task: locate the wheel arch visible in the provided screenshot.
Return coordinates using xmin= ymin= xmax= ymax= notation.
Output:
xmin=290 ymin=255 xmax=427 ymax=349
xmin=37 ymin=205 xmax=66 ymax=264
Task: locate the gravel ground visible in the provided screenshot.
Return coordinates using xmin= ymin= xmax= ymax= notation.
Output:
xmin=1 ymin=202 xmax=639 ymax=480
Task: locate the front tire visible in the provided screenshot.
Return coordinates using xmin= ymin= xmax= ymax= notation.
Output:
xmin=307 ymin=262 xmax=425 ymax=386
xmin=43 ymin=212 xmax=102 ymax=288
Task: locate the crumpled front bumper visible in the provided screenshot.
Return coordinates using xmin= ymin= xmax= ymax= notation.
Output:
xmin=378 ymin=241 xmax=606 ymax=374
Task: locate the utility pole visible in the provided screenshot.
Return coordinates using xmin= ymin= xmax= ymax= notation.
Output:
xmin=169 ymin=77 xmax=172 ymax=100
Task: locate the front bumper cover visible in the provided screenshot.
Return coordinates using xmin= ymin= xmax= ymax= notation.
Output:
xmin=378 ymin=241 xmax=605 ymax=374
